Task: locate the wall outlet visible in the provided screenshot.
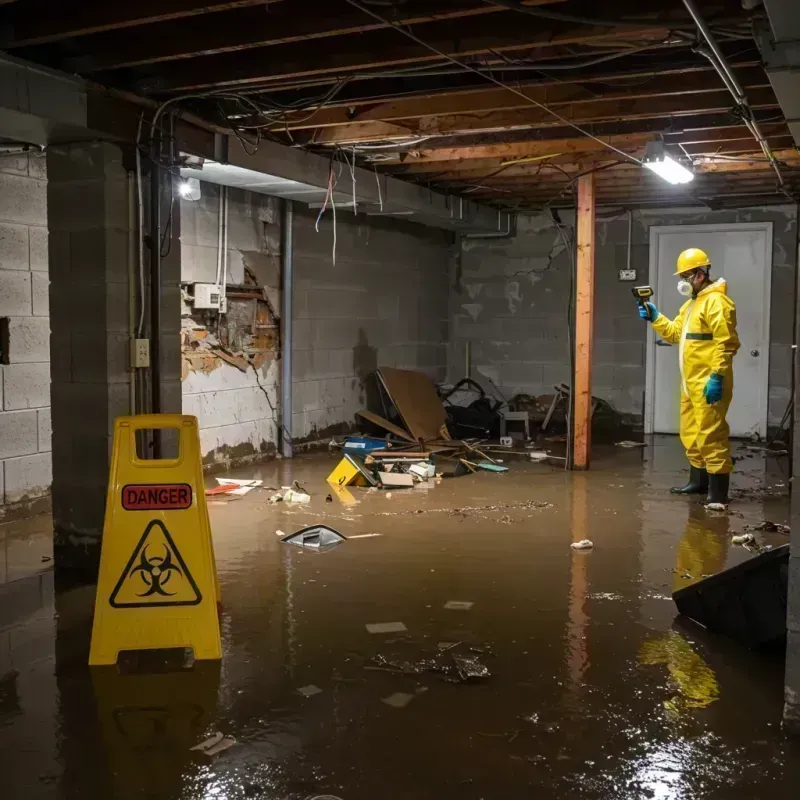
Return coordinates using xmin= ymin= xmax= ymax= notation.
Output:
xmin=618 ymin=269 xmax=637 ymax=281
xmin=131 ymin=338 xmax=150 ymax=368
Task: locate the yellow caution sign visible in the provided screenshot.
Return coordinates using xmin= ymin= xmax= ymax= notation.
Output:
xmin=89 ymin=414 xmax=222 ymax=666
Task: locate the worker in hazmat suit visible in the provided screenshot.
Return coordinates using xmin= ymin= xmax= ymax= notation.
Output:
xmin=639 ymin=248 xmax=740 ymax=505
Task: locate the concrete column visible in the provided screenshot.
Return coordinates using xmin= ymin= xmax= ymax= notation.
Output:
xmin=47 ymin=142 xmax=181 ymax=575
xmin=786 ymin=232 xmax=800 ymax=732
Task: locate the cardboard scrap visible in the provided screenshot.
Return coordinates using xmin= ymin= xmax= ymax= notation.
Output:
xmin=382 ymin=692 xmax=415 ymax=709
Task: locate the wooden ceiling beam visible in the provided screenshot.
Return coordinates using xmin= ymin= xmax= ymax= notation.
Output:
xmin=311 ymin=86 xmax=778 ymax=143
xmin=142 ymin=11 xmax=675 ymax=93
xmin=281 ymin=63 xmax=763 ymax=131
xmin=0 ymin=0 xmax=283 ymax=48
xmin=57 ymin=1 xmax=537 ymax=73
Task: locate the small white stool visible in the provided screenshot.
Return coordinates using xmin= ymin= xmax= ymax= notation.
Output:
xmin=500 ymin=410 xmax=530 ymax=440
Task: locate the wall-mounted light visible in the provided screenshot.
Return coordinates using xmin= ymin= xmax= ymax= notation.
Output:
xmin=177 ymin=177 xmax=202 ymax=201
xmin=642 ymin=141 xmax=694 ymax=185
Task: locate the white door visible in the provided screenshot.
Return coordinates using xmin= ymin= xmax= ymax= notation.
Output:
xmin=645 ymin=223 xmax=772 ymax=439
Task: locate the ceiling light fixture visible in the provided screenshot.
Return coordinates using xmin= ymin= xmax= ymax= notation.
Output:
xmin=177 ymin=177 xmax=202 ymax=201
xmin=642 ymin=141 xmax=694 ymax=185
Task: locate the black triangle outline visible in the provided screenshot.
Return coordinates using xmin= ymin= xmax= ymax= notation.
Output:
xmin=109 ymin=519 xmax=203 ymax=608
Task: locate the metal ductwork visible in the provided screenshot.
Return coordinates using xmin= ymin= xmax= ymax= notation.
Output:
xmin=755 ymin=0 xmax=800 ymax=147
xmin=179 ymin=136 xmax=513 ymax=236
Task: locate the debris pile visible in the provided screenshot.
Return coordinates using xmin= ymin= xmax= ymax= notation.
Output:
xmin=329 ymin=367 xmax=535 ymax=492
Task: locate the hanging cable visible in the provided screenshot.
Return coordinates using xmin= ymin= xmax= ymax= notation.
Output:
xmin=341 ymin=0 xmax=642 ymax=166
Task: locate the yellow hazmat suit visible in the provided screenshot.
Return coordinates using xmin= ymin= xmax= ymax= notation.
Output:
xmin=652 ymin=279 xmax=740 ymax=474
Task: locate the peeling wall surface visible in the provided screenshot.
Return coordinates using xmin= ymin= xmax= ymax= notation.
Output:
xmin=291 ymin=205 xmax=452 ymax=443
xmin=181 ymin=186 xmax=453 ymax=461
xmin=180 ymin=184 xmax=281 ymax=468
xmin=0 ymin=153 xmax=51 ymax=510
xmin=450 ymin=206 xmax=797 ymax=425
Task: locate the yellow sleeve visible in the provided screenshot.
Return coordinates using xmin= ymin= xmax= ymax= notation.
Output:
xmin=651 ymin=303 xmax=687 ymax=344
xmin=704 ymin=295 xmax=740 ymax=377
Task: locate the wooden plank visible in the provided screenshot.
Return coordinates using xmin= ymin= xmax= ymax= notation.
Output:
xmin=572 ymin=173 xmax=595 ymax=470
xmin=377 ymin=367 xmax=450 ymax=442
xmin=65 ymin=1 xmax=528 ymax=72
xmin=312 ymin=87 xmax=778 ymax=144
xmin=355 ymin=409 xmax=416 ymax=443
xmin=147 ymin=15 xmax=670 ymax=92
xmin=1 ymin=1 xmax=280 ymax=48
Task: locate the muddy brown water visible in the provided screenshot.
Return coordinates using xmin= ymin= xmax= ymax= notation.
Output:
xmin=1 ymin=437 xmax=798 ymax=799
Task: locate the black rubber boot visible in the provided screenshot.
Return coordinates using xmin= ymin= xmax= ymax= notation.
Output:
xmin=670 ymin=466 xmax=709 ymax=495
xmin=706 ymin=473 xmax=730 ymax=506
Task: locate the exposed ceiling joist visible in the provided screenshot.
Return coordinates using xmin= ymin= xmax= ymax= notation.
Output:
xmin=136 ymin=12 xmax=676 ymax=93
xmin=48 ymin=1 xmax=564 ymax=73
xmin=0 ymin=1 xmax=284 ymax=48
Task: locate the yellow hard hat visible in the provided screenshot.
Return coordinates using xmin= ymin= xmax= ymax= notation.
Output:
xmin=674 ymin=248 xmax=711 ymax=275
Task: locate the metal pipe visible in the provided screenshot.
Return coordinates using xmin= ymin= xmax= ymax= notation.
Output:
xmin=127 ymin=171 xmax=137 ymax=415
xmin=626 ymin=209 xmax=633 ymax=275
xmin=682 ymin=0 xmax=785 ymax=189
xmin=281 ymin=199 xmax=294 ymax=459
xmin=149 ymin=155 xmax=162 ymax=456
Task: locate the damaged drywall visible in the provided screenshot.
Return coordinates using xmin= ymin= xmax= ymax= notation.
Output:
xmin=181 ymin=184 xmax=282 ymax=468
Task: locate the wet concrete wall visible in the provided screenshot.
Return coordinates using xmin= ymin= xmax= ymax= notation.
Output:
xmin=182 ymin=188 xmax=454 ymax=456
xmin=290 ymin=206 xmax=452 ymax=444
xmin=181 ymin=185 xmax=282 ymax=469
xmin=450 ymin=205 xmax=797 ymax=424
xmin=0 ymin=153 xmax=51 ymax=514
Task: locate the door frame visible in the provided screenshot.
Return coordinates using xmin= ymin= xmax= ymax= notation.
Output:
xmin=644 ymin=222 xmax=773 ymax=437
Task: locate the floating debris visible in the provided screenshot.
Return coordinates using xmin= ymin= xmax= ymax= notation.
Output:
xmin=284 ymin=488 xmax=311 ymax=504
xmin=746 ymin=521 xmax=790 ymax=534
xmin=732 ymin=533 xmax=756 ymax=546
xmin=571 ymin=539 xmax=594 ymax=551
xmin=366 ymin=622 xmax=408 ymax=635
xmin=191 ymin=732 xmax=236 ymax=757
xmin=615 ymin=440 xmax=646 ymax=448
xmin=297 ymin=685 xmax=323 ymax=697
xmin=453 ymin=654 xmax=491 ymax=681
xmin=348 ymin=533 xmax=383 ymax=539
xmin=443 ymin=601 xmax=474 ymax=611
xmin=282 ymin=525 xmax=346 ymax=552
xmin=381 ymin=692 xmax=415 ymax=709
xmin=705 ymin=502 xmax=729 ymax=512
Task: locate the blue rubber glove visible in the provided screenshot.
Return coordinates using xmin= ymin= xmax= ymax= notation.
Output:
xmin=638 ymin=301 xmax=659 ymax=322
xmin=703 ymin=373 xmax=724 ymax=405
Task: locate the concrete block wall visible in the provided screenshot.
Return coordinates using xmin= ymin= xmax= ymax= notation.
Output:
xmin=450 ymin=206 xmax=797 ymax=423
xmin=291 ymin=205 xmax=452 ymax=442
xmin=180 ymin=184 xmax=282 ymax=467
xmin=0 ymin=153 xmax=51 ymax=511
xmin=181 ymin=187 xmax=454 ymax=456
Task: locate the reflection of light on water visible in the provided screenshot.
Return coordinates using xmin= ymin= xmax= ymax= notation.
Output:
xmin=630 ymin=740 xmax=694 ymax=800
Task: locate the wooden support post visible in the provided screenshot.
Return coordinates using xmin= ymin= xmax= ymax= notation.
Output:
xmin=572 ymin=173 xmax=595 ymax=470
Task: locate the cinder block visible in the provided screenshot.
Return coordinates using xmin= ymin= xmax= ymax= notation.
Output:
xmin=7 ymin=317 xmax=49 ymax=363
xmin=181 ymin=243 xmax=218 ymax=284
xmin=2 ymin=362 xmax=50 ymax=410
xmin=0 ymin=172 xmax=47 ymax=226
xmin=31 ymin=271 xmax=49 ymax=316
xmin=0 ymin=409 xmax=38 ymax=458
xmin=0 ymin=152 xmax=29 ymax=176
xmin=0 ymin=222 xmax=29 ymax=270
xmin=28 ymin=153 xmax=47 ymax=181
xmin=237 ymin=385 xmax=277 ymax=423
xmin=3 ymin=452 xmax=52 ymax=502
xmin=28 ymin=225 xmax=48 ymax=272
xmin=0 ymin=271 xmax=32 ymax=316
xmin=37 ymin=407 xmax=51 ymax=452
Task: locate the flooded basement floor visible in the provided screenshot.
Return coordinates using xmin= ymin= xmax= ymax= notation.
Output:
xmin=1 ymin=436 xmax=798 ymax=799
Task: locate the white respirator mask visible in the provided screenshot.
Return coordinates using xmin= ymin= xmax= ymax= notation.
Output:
xmin=677 ymin=279 xmax=694 ymax=296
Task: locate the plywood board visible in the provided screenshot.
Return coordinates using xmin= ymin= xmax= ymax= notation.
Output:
xmin=377 ymin=367 xmax=450 ymax=442
xmin=355 ymin=409 xmax=415 ymax=442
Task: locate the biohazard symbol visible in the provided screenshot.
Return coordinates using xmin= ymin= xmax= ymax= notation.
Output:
xmin=109 ymin=520 xmax=202 ymax=608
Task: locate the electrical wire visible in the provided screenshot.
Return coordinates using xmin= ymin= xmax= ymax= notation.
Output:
xmin=479 ymin=0 xmax=670 ymax=30
xmin=341 ymin=0 xmax=643 ymax=166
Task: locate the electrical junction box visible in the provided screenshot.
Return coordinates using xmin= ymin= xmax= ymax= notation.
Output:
xmin=131 ymin=338 xmax=150 ymax=368
xmin=618 ymin=269 xmax=637 ymax=281
xmin=193 ymin=283 xmax=222 ymax=309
